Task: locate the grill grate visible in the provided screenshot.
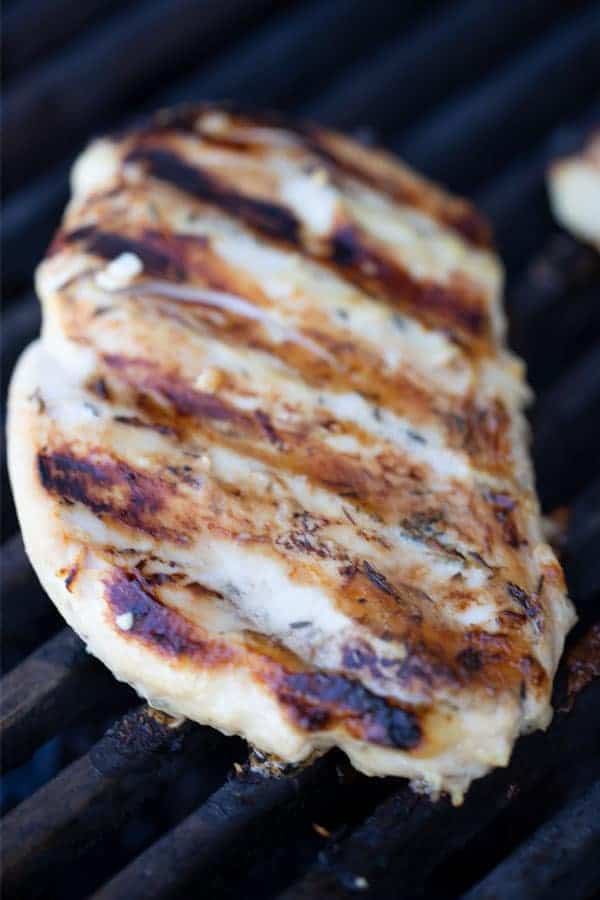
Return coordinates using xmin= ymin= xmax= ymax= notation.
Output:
xmin=1 ymin=1 xmax=599 ymax=897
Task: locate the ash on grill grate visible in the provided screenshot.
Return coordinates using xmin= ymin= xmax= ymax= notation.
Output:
xmin=1 ymin=1 xmax=600 ymax=898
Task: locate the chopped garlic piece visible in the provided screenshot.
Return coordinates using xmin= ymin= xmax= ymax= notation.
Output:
xmin=195 ymin=367 xmax=223 ymax=392
xmin=115 ymin=611 xmax=134 ymax=631
xmin=96 ymin=253 xmax=143 ymax=291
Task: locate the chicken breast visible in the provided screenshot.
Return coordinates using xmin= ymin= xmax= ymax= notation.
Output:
xmin=548 ymin=131 xmax=600 ymax=248
xmin=8 ymin=105 xmax=576 ymax=803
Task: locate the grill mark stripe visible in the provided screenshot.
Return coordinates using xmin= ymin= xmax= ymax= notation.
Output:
xmin=301 ymin=129 xmax=493 ymax=250
xmin=61 ymin=224 xmax=471 ymax=416
xmin=107 ymin=569 xmax=232 ymax=661
xmin=103 ymin=551 xmax=538 ymax=704
xmin=330 ymin=223 xmax=486 ymax=336
xmin=100 ymin=355 xmax=467 ymax=499
xmin=124 ymin=146 xmax=490 ymax=339
xmin=96 ymin=355 xmax=527 ymax=578
xmin=38 ymin=439 xmax=536 ymax=699
xmin=62 ymin=227 xmax=188 ymax=280
xmin=142 ymin=104 xmax=492 ymax=250
xmin=37 ymin=449 xmax=187 ymax=544
xmin=62 ymin=195 xmax=485 ymax=377
xmin=74 ymin=366 xmax=524 ymax=592
xmin=127 ymin=147 xmax=300 ymax=243
xmin=105 ymin=568 xmax=422 ymax=750
xmin=56 ymin=222 xmax=510 ymax=474
xmin=36 ymin=425 xmax=524 ymax=623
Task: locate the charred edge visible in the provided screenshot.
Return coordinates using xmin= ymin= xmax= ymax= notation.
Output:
xmin=275 ymin=669 xmax=421 ymax=750
xmin=330 ymin=225 xmax=487 ymax=336
xmin=63 ymin=226 xmax=187 ymax=280
xmin=302 ymin=130 xmax=493 ymax=250
xmin=37 ymin=449 xmax=181 ymax=542
xmin=125 ymin=148 xmax=300 ymax=243
xmin=106 ymin=569 xmax=232 ymax=662
xmin=451 ymin=209 xmax=493 ymax=250
xmin=145 ymin=101 xmax=299 ymax=137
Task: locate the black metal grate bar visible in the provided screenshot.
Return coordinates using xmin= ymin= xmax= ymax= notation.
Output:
xmin=1 ymin=292 xmax=40 ymax=396
xmin=463 ymin=779 xmax=600 ymax=900
xmin=3 ymin=0 xmax=283 ymax=193
xmin=509 ymin=234 xmax=600 ymax=391
xmin=477 ymin=104 xmax=600 ymax=274
xmin=566 ymin=477 xmax=600 ymax=605
xmin=533 ymin=343 xmax=600 ymax=510
xmin=1 ymin=534 xmax=37 ymax=611
xmin=1 ymin=707 xmax=231 ymax=898
xmin=0 ymin=534 xmax=60 ymax=664
xmin=91 ymin=757 xmax=334 ymax=900
xmin=279 ymin=680 xmax=600 ymax=899
xmin=0 ymin=628 xmax=124 ymax=770
xmin=162 ymin=0 xmax=428 ymax=114
xmin=303 ymin=0 xmax=575 ymax=133
xmin=2 ymin=0 xmax=133 ymax=82
xmin=395 ymin=7 xmax=600 ymax=190
xmin=2 ymin=171 xmax=69 ymax=296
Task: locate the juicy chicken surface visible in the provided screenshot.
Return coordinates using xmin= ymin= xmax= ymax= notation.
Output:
xmin=8 ymin=106 xmax=576 ymax=803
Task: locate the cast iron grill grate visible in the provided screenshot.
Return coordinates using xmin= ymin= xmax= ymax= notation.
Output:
xmin=1 ymin=2 xmax=599 ymax=898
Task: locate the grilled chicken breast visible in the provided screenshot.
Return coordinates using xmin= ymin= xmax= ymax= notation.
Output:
xmin=8 ymin=105 xmax=576 ymax=803
xmin=548 ymin=131 xmax=600 ymax=248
